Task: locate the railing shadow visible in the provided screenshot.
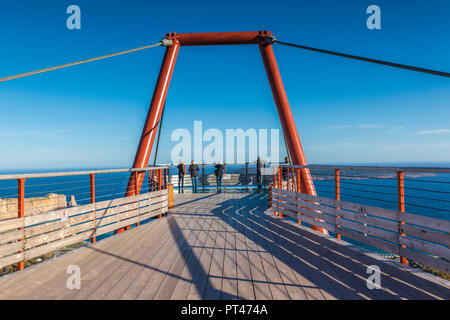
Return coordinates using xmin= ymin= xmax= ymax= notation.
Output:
xmin=171 ymin=192 xmax=449 ymax=300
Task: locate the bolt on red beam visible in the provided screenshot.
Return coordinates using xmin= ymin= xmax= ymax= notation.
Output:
xmin=165 ymin=31 xmax=272 ymax=46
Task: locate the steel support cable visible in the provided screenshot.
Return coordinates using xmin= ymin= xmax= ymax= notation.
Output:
xmin=153 ymin=102 xmax=166 ymax=167
xmin=274 ymin=40 xmax=450 ymax=78
xmin=0 ymin=42 xmax=162 ymax=83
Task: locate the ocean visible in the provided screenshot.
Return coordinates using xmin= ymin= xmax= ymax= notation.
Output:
xmin=0 ymin=163 xmax=449 ymax=259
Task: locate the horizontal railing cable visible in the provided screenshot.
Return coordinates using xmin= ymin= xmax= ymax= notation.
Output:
xmin=274 ymin=40 xmax=450 ymax=78
xmin=0 ymin=42 xmax=162 ymax=83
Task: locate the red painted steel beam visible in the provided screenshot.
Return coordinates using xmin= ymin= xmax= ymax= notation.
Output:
xmin=259 ymin=41 xmax=327 ymax=234
xmin=165 ymin=31 xmax=272 ymax=46
xmin=125 ymin=40 xmax=180 ymax=198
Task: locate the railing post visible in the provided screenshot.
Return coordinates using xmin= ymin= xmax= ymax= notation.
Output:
xmin=287 ymin=167 xmax=290 ymax=191
xmin=17 ymin=178 xmax=25 ymax=271
xmin=334 ymin=169 xmax=341 ymax=240
xmin=202 ymin=164 xmax=205 ymax=193
xmin=273 ymin=169 xmax=277 ymax=215
xmin=90 ymin=174 xmax=96 ymax=243
xmin=158 ymin=169 xmax=163 ymax=218
xmin=268 ymin=184 xmax=272 ymax=207
xmin=263 ymin=163 xmax=267 ymax=191
xmin=224 ymin=163 xmax=227 ymax=192
xmin=163 ymin=168 xmax=167 ymax=189
xmin=245 ymin=162 xmax=249 ymax=192
xmin=135 ymin=172 xmax=140 ymax=227
xmin=277 ymin=167 xmax=283 ymax=217
xmin=397 ymin=171 xmax=407 ymax=265
xmin=184 ymin=164 xmax=187 ymax=192
xmin=148 ymin=169 xmax=152 ymax=192
xmin=278 ymin=167 xmax=282 ymax=191
xmin=296 ymin=168 xmax=301 ymax=224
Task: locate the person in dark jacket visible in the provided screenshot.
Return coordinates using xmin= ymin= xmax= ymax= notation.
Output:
xmin=214 ymin=161 xmax=224 ymax=193
xmin=177 ymin=160 xmax=185 ymax=194
xmin=256 ymin=156 xmax=263 ymax=192
xmin=189 ymin=160 xmax=200 ymax=193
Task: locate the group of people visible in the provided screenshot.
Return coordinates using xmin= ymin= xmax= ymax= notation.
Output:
xmin=177 ymin=160 xmax=225 ymax=193
xmin=176 ymin=157 xmax=266 ymax=194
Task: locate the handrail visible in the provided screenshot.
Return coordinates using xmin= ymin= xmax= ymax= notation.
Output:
xmin=0 ymin=166 xmax=168 ymax=181
xmin=272 ymin=187 xmax=450 ymax=273
xmin=277 ymin=164 xmax=450 ymax=173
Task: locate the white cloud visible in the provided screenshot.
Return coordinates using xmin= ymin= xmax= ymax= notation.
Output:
xmin=414 ymin=129 xmax=450 ymax=135
xmin=330 ymin=124 xmax=383 ymax=129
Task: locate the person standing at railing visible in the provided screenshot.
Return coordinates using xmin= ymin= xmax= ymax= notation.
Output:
xmin=189 ymin=160 xmax=200 ymax=193
xmin=177 ymin=160 xmax=185 ymax=194
xmin=214 ymin=161 xmax=224 ymax=193
xmin=256 ymin=156 xmax=264 ymax=192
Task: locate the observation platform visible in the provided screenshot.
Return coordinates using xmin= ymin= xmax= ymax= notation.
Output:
xmin=0 ymin=192 xmax=448 ymax=300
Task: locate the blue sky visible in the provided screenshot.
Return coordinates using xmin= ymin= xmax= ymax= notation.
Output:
xmin=0 ymin=0 xmax=449 ymax=170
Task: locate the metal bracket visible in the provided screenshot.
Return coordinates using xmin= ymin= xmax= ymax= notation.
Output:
xmin=262 ymin=34 xmax=277 ymax=44
xmin=161 ymin=39 xmax=173 ymax=47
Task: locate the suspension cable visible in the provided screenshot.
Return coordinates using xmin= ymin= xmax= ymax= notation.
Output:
xmin=153 ymin=102 xmax=166 ymax=166
xmin=275 ymin=40 xmax=450 ymax=78
xmin=0 ymin=42 xmax=162 ymax=83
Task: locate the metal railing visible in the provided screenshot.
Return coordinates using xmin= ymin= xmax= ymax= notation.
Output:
xmin=165 ymin=162 xmax=275 ymax=192
xmin=271 ymin=164 xmax=450 ymax=273
xmin=0 ymin=166 xmax=169 ymax=273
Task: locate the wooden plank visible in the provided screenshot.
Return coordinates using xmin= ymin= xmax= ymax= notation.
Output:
xmin=201 ymin=216 xmax=226 ymax=300
xmin=138 ymin=216 xmax=204 ymax=300
xmin=0 ymin=229 xmax=24 ymax=245
xmin=24 ymin=221 xmax=94 ymax=250
xmin=0 ymin=252 xmax=24 ymax=269
xmin=49 ymin=218 xmax=169 ymax=300
xmin=243 ymin=207 xmax=272 ymax=300
xmin=399 ymin=247 xmax=450 ymax=273
xmin=186 ymin=215 xmax=221 ymax=300
xmin=403 ymin=212 xmax=450 ymax=234
xmin=152 ymin=214 xmax=209 ymax=300
xmin=23 ymin=232 xmax=89 ymax=261
xmin=220 ymin=204 xmax=238 ymax=300
xmin=234 ymin=207 xmax=255 ymax=300
xmin=169 ymin=214 xmax=215 ymax=300
xmin=24 ymin=206 xmax=81 ymax=227
xmin=277 ymin=188 xmax=398 ymax=220
xmin=94 ymin=215 xmax=201 ymax=300
xmin=0 ymin=241 xmax=23 ymax=258
xmin=338 ymin=210 xmax=398 ymax=232
xmin=1 ymin=217 xmax=159 ymax=299
xmin=58 ymin=225 xmax=162 ymax=300
xmin=400 ymin=236 xmax=450 ymax=261
xmin=401 ymin=224 xmax=450 ymax=247
xmin=339 ymin=228 xmax=399 ymax=255
xmin=0 ymin=218 xmax=24 ymax=233
xmin=24 ymin=212 xmax=95 ymax=238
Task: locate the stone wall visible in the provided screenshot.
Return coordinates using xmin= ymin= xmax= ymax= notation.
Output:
xmin=0 ymin=194 xmax=68 ymax=220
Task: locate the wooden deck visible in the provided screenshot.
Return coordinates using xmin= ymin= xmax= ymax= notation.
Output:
xmin=0 ymin=192 xmax=449 ymax=300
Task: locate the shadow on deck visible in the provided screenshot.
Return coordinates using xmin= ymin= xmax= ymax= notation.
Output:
xmin=0 ymin=193 xmax=448 ymax=300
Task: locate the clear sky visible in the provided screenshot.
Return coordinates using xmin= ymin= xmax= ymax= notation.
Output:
xmin=0 ymin=0 xmax=449 ymax=170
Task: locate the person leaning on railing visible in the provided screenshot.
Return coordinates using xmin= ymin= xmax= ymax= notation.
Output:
xmin=177 ymin=160 xmax=185 ymax=194
xmin=214 ymin=161 xmax=224 ymax=193
xmin=189 ymin=160 xmax=200 ymax=193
